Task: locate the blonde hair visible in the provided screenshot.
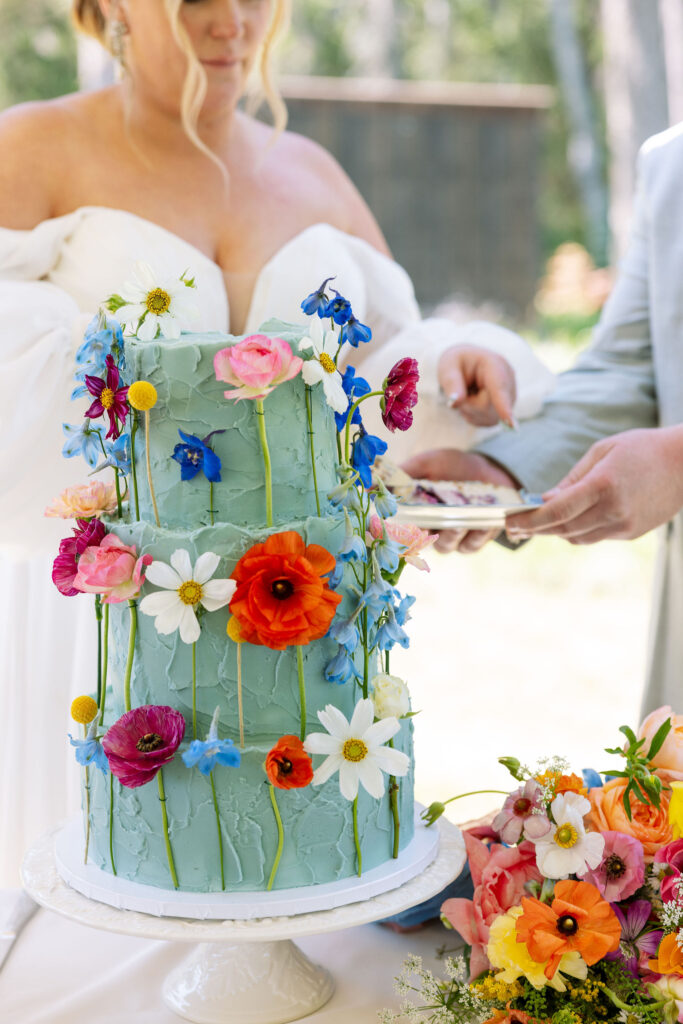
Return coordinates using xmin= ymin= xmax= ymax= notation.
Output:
xmin=72 ymin=0 xmax=290 ymax=172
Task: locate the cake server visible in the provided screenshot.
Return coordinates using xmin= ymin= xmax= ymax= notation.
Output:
xmin=0 ymin=891 xmax=38 ymax=973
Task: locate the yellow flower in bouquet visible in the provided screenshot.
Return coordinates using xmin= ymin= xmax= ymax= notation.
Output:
xmin=487 ymin=906 xmax=588 ymax=992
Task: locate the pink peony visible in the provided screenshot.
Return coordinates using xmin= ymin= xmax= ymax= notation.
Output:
xmin=380 ymin=357 xmax=419 ymax=432
xmin=579 ymin=830 xmax=646 ymax=901
xmin=214 ymin=334 xmax=303 ymax=401
xmin=491 ymin=779 xmax=552 ymax=845
xmin=45 ymin=480 xmax=118 ymax=520
xmin=73 ymin=534 xmax=152 ymax=603
xmin=441 ymin=833 xmax=542 ymax=980
xmin=654 ymin=839 xmax=683 ymax=903
xmin=638 ymin=705 xmax=683 ymax=782
xmin=367 ymin=514 xmax=435 ymax=572
xmin=52 ymin=518 xmax=107 ymax=597
xmin=102 ymin=705 xmax=186 ymax=788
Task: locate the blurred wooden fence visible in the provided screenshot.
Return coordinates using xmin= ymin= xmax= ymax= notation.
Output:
xmin=280 ymin=76 xmax=553 ymax=319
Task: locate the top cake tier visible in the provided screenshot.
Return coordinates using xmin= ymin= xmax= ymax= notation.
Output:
xmin=126 ymin=327 xmax=339 ymax=529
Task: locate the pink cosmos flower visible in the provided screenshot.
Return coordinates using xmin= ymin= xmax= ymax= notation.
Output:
xmin=491 ymin=779 xmax=552 ymax=845
xmin=73 ymin=534 xmax=152 ymax=603
xmin=214 ymin=334 xmax=303 ymax=401
xmin=367 ymin=515 xmax=435 ymax=572
xmin=52 ymin=518 xmax=107 ymax=597
xmin=654 ymin=838 xmax=683 ymax=903
xmin=578 ymin=829 xmax=646 ymax=901
xmin=102 ymin=705 xmax=186 ymax=788
xmin=441 ymin=834 xmax=542 ymax=980
xmin=45 ymin=480 xmax=118 ymax=519
xmin=380 ymin=357 xmax=419 ymax=432
xmin=84 ymin=354 xmax=129 ymax=440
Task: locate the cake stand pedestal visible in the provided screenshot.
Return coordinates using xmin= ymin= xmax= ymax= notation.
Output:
xmin=21 ymin=820 xmax=465 ymax=1024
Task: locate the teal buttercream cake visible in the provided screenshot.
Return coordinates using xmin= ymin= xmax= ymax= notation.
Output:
xmin=83 ymin=321 xmax=415 ymax=894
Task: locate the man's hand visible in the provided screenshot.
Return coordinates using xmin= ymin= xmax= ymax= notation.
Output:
xmin=402 ymin=448 xmax=518 ymax=554
xmin=506 ymin=427 xmax=683 ymax=544
xmin=438 ymin=345 xmax=517 ymax=428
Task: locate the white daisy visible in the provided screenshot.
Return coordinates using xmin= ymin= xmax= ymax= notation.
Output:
xmin=116 ymin=261 xmax=199 ymax=340
xmin=139 ymin=549 xmax=235 ymax=644
xmin=531 ymin=791 xmax=605 ymax=879
xmin=303 ymin=697 xmax=410 ymax=801
xmin=299 ymin=318 xmax=348 ymax=414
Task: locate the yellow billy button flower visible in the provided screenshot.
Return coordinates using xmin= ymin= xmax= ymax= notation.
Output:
xmin=127 ymin=380 xmax=158 ymax=411
xmin=71 ymin=695 xmax=99 ymax=724
xmin=669 ymin=781 xmax=683 ymax=838
xmin=227 ymin=615 xmax=245 ymax=643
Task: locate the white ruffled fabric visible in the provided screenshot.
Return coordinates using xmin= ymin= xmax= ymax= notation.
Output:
xmin=0 ymin=206 xmax=554 ymax=884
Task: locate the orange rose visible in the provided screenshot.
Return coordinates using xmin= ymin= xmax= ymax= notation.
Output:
xmin=588 ymin=777 xmax=672 ymax=859
xmin=638 ymin=705 xmax=683 ymax=782
xmin=649 ymin=932 xmax=683 ymax=975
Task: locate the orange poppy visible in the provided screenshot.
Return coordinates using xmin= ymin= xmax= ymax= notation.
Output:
xmin=515 ymin=879 xmax=621 ymax=981
xmin=266 ymin=735 xmax=313 ymax=790
xmin=535 ymin=770 xmax=587 ymax=798
xmin=649 ymin=932 xmax=683 ymax=975
xmin=229 ymin=531 xmax=342 ymax=649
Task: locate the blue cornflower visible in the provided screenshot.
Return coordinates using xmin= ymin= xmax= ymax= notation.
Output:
xmin=69 ymin=721 xmax=109 ymax=774
xmin=171 ymin=429 xmax=225 ymax=483
xmin=395 ymin=593 xmax=416 ymax=626
xmin=328 ymin=473 xmax=362 ymax=511
xmin=340 ymin=315 xmax=372 ymax=348
xmin=338 ymin=513 xmax=367 ymax=563
xmin=182 ymin=708 xmax=241 ymax=777
xmin=323 ymin=289 xmax=353 ymax=326
xmin=324 ymin=646 xmax=360 ymax=685
xmin=352 ymin=429 xmax=388 ymax=488
xmin=375 ymin=607 xmax=410 ymax=651
xmin=62 ymin=421 xmax=103 ymax=469
xmin=334 ymin=366 xmax=372 ymax=431
xmin=372 ymin=480 xmax=398 ymax=519
xmin=91 ymin=433 xmax=131 ymax=476
xmin=300 ymin=276 xmax=336 ymax=317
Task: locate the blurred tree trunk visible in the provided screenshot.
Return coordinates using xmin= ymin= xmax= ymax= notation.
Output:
xmin=661 ymin=0 xmax=683 ymax=123
xmin=351 ymin=0 xmax=399 ymax=77
xmin=546 ymin=0 xmax=608 ymax=265
xmin=601 ymin=0 xmax=669 ymax=259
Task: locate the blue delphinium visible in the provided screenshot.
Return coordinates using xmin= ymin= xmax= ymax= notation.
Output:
xmin=375 ymin=606 xmax=410 ymax=651
xmin=352 ymin=428 xmax=388 ymax=488
xmin=360 ymin=577 xmax=395 ymax=624
xmin=395 ymin=593 xmax=416 ymax=627
xmin=371 ymin=529 xmax=402 ymax=573
xmin=340 ymin=315 xmax=372 ymax=348
xmin=582 ymin=768 xmax=603 ymax=790
xmin=338 ymin=512 xmax=367 ymax=563
xmin=334 ymin=365 xmax=372 ymax=432
xmin=300 ymin=276 xmax=336 ymax=317
xmin=328 ymin=472 xmax=363 ymax=511
xmin=324 ymin=646 xmax=360 ymax=685
xmin=327 ymin=560 xmax=345 ymax=590
xmin=62 ymin=421 xmax=103 ymax=469
xmin=171 ymin=429 xmax=225 ymax=482
xmin=91 ymin=433 xmax=131 ymax=476
xmin=372 ymin=479 xmax=398 ymax=519
xmin=328 ymin=613 xmax=361 ymax=652
xmin=323 ymin=289 xmax=353 ymax=325
xmin=69 ymin=721 xmax=109 ymax=774
xmin=182 ymin=708 xmax=241 ymax=777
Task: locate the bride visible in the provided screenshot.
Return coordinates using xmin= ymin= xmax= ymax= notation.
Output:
xmin=0 ymin=0 xmax=553 ymax=884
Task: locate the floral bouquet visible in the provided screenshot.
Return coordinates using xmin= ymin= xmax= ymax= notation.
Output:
xmin=383 ymin=706 xmax=683 ymax=1024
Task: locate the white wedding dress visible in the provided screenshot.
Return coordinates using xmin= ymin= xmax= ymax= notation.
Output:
xmin=0 ymin=206 xmax=555 ymax=884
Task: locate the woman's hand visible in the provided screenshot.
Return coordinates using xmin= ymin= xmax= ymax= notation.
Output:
xmin=438 ymin=345 xmax=517 ymax=428
xmin=506 ymin=427 xmax=683 ymax=544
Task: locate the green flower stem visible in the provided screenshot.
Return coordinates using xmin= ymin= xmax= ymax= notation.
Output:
xmin=99 ymin=604 xmax=109 ymax=725
xmin=441 ymin=789 xmax=508 ymax=805
xmin=130 ymin=412 xmax=140 ymax=520
xmin=158 ymin=769 xmax=178 ymax=889
xmin=343 ymin=390 xmax=383 ymax=466
xmin=114 ymin=470 xmax=123 ymax=519
xmin=297 ymin=646 xmax=306 ymax=741
xmin=95 ymin=596 xmax=103 ymax=707
xmin=385 ymin=650 xmax=391 ymax=675
xmin=109 ymin=771 xmax=117 ymax=875
xmin=335 ymin=431 xmax=343 ymax=465
xmin=192 ymin=641 xmax=197 ymax=740
xmin=353 ymin=796 xmax=362 ymax=877
xmin=123 ymin=600 xmax=137 ymax=712
xmin=388 ymin=738 xmax=400 ymax=859
xmin=304 ymin=385 xmax=321 ymax=516
xmin=255 ymin=399 xmax=273 ymax=527
xmin=267 ymin=785 xmax=285 ymax=891
xmin=209 ymin=772 xmax=225 ymax=891
xmin=209 ymin=480 xmax=214 ymax=526
xmin=144 ymin=409 xmax=161 ymax=527
xmin=82 ymin=723 xmax=91 ymax=864
xmin=362 ymin=608 xmax=369 ymax=699
xmin=236 ymin=641 xmax=245 ymax=749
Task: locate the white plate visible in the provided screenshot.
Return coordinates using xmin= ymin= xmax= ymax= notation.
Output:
xmin=394 ymin=496 xmax=542 ymax=531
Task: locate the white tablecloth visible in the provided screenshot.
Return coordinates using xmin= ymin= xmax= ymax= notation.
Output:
xmin=1 ymin=890 xmax=455 ymax=1024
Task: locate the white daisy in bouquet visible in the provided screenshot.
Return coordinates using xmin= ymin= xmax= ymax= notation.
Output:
xmin=298 ymin=318 xmax=348 ymax=413
xmin=140 ymin=549 xmax=235 ymax=644
xmin=109 ymin=260 xmax=199 ymax=340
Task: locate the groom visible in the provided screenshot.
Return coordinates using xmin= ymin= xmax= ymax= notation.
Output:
xmin=405 ymin=121 xmax=683 ymax=718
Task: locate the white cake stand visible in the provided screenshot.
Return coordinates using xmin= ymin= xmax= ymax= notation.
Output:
xmin=21 ymin=818 xmax=465 ymax=1024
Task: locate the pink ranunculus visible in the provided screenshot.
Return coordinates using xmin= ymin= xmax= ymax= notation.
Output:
xmin=638 ymin=705 xmax=683 ymax=782
xmin=214 ymin=334 xmax=303 ymax=401
xmin=578 ymin=829 xmax=646 ymax=902
xmin=52 ymin=518 xmax=107 ymax=596
xmin=45 ymin=480 xmax=118 ymax=520
xmin=102 ymin=705 xmax=186 ymax=788
xmin=441 ymin=833 xmax=543 ymax=980
xmin=491 ymin=779 xmax=552 ymax=845
xmin=73 ymin=534 xmax=152 ymax=603
xmin=380 ymin=357 xmax=419 ymax=432
xmin=654 ymin=839 xmax=683 ymax=902
xmin=367 ymin=514 xmax=436 ymax=572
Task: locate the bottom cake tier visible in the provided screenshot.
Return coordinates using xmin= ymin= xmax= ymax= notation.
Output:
xmin=86 ymin=726 xmax=414 ymax=893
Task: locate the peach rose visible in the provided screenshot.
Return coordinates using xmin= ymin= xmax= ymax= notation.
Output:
xmin=73 ymin=535 xmax=152 ymax=603
xmin=588 ymin=777 xmax=672 ymax=859
xmin=638 ymin=705 xmax=683 ymax=782
xmin=45 ymin=481 xmax=118 ymax=520
xmin=367 ymin=515 xmax=435 ymax=571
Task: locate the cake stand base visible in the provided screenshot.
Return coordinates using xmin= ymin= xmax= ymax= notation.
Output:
xmin=162 ymin=940 xmax=335 ymax=1024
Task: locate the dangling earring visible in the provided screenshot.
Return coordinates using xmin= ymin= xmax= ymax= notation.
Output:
xmin=108 ymin=18 xmax=128 ymax=63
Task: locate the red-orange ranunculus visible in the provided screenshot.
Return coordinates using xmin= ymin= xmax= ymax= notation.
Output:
xmin=229 ymin=531 xmax=342 ymax=649
xmin=265 ymin=735 xmax=313 ymax=790
xmin=515 ymin=879 xmax=621 ymax=981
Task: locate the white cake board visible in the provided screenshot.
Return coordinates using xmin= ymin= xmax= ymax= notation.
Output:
xmin=22 ymin=818 xmax=466 ymax=1024
xmin=54 ymin=811 xmax=439 ymax=920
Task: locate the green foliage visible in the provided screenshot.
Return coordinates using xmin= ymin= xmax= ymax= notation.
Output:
xmin=603 ymin=717 xmax=672 ymax=820
xmin=0 ymin=0 xmax=77 ymax=108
